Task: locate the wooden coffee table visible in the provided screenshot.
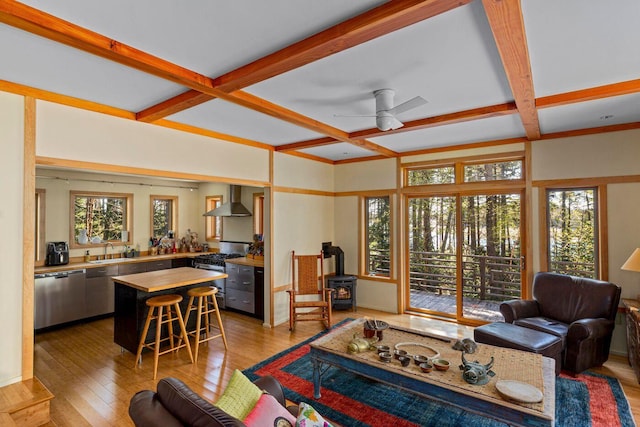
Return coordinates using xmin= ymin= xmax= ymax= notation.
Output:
xmin=309 ymin=319 xmax=555 ymax=427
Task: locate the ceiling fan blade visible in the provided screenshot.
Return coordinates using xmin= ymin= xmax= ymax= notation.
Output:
xmin=333 ymin=114 xmax=377 ymax=118
xmin=389 ymin=116 xmax=404 ymax=130
xmin=388 ymin=96 xmax=428 ymax=116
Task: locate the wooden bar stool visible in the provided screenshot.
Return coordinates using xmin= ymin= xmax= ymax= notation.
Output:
xmin=134 ymin=294 xmax=193 ymax=379
xmin=183 ymin=286 xmax=228 ymax=362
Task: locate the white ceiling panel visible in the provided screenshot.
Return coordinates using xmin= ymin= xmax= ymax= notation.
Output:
xmin=370 ymin=115 xmax=526 ymax=153
xmin=0 ymin=24 xmax=185 ymax=111
xmin=523 ymin=0 xmax=640 ymax=96
xmin=167 ymin=99 xmax=325 ymax=144
xmin=245 ymin=1 xmax=513 ymax=132
xmin=20 ymin=0 xmax=386 ymax=77
xmin=538 ymin=93 xmax=640 ymax=134
xmin=299 ymin=142 xmax=376 ymax=162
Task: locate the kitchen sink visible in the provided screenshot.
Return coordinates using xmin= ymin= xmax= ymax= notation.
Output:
xmin=89 ymin=258 xmax=124 ymax=264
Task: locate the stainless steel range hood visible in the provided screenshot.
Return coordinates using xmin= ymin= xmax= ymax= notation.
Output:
xmin=203 ymin=185 xmax=252 ymax=217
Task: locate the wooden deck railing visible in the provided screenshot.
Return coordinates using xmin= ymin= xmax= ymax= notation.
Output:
xmin=370 ymin=250 xmax=595 ymax=303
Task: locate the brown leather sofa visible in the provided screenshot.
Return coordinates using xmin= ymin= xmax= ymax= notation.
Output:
xmin=129 ymin=376 xmax=297 ymax=427
xmin=500 ymin=272 xmax=621 ymax=374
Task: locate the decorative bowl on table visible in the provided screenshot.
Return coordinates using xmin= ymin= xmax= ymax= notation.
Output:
xmin=413 ymin=354 xmax=430 ymax=366
xmin=379 ymin=351 xmax=392 ymax=363
xmin=398 ymin=355 xmax=411 ymax=367
xmin=419 ymin=362 xmax=433 ymax=373
xmin=393 ymin=349 xmax=408 ymax=360
xmin=375 ymin=345 xmax=390 ymax=354
xmin=432 ymin=359 xmax=450 ymax=371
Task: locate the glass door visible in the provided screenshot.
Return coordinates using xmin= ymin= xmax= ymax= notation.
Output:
xmin=407 ymin=191 xmax=523 ymax=322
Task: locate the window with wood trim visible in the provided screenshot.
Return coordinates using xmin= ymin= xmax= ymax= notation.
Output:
xmin=151 ymin=195 xmax=178 ymax=239
xmin=70 ymin=191 xmax=132 ymax=247
xmin=205 ymin=195 xmax=223 ymax=241
xmin=35 ymin=188 xmax=46 ymax=262
xmin=542 ymin=187 xmax=602 ymax=279
xmin=362 ymin=195 xmax=392 ymax=278
xmin=253 ymin=193 xmax=264 ymax=236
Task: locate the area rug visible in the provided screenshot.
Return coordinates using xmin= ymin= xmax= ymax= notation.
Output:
xmin=244 ymin=321 xmax=635 ymax=427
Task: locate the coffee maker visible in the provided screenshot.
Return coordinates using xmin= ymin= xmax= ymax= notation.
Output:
xmin=46 ymin=242 xmax=69 ymax=266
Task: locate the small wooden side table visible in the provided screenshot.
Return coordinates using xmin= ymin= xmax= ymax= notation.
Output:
xmin=622 ymin=299 xmax=640 ymax=383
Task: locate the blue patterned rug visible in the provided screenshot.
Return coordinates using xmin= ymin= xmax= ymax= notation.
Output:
xmin=244 ymin=321 xmax=635 ymax=427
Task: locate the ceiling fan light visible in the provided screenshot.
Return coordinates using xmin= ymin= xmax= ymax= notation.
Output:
xmin=376 ymin=115 xmax=394 ymax=131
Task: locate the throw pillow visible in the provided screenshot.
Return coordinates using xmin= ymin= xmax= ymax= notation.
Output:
xmin=243 ymin=393 xmax=296 ymax=427
xmin=215 ymin=369 xmax=263 ymax=420
xmin=296 ymin=402 xmax=334 ymax=427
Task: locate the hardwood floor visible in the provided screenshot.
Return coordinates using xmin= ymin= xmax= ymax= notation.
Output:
xmin=34 ymin=309 xmax=639 ymax=426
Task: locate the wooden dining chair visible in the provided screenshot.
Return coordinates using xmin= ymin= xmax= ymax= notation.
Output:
xmin=287 ymin=250 xmax=334 ymax=331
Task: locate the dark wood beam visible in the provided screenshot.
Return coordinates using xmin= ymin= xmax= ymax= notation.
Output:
xmin=482 ymin=0 xmax=540 ymax=140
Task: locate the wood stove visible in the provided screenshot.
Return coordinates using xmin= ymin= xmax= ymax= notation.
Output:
xmin=327 ymin=275 xmax=357 ymax=311
xmin=322 ymin=243 xmax=357 ymax=311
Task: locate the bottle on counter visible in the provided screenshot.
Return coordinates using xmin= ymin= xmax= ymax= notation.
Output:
xmin=84 ymin=250 xmax=90 ymax=262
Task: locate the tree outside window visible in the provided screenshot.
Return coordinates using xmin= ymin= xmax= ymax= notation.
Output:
xmin=546 ymin=188 xmax=599 ymax=278
xmin=151 ymin=195 xmax=178 ymax=239
xmin=363 ymin=195 xmax=391 ymax=277
xmin=71 ymin=191 xmax=131 ymax=246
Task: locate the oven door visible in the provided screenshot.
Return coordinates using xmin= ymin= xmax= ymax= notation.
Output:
xmin=194 ymin=264 xmax=226 ymax=309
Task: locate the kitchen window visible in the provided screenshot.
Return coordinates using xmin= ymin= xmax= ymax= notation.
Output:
xmin=70 ymin=191 xmax=132 ymax=248
xmin=35 ymin=188 xmax=46 ymax=261
xmin=253 ymin=193 xmax=264 ymax=236
xmin=361 ymin=194 xmax=392 ymax=278
xmin=151 ymin=195 xmax=178 ymax=239
xmin=205 ymin=195 xmax=223 ymax=241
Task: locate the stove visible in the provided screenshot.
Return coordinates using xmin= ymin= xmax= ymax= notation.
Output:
xmin=191 ymin=241 xmax=250 ymax=310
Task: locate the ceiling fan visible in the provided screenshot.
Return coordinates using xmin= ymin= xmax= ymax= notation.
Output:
xmin=335 ymin=89 xmax=428 ymax=131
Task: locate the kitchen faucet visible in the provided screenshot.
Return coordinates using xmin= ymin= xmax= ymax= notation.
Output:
xmin=105 ymin=242 xmax=114 ymax=259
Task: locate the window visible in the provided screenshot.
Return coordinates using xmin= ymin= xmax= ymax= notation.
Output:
xmin=253 ymin=193 xmax=264 ymax=236
xmin=362 ymin=195 xmax=391 ymax=277
xmin=35 ymin=188 xmax=46 ymax=261
xmin=70 ymin=191 xmax=132 ymax=247
xmin=205 ymin=195 xmax=223 ymax=241
xmin=544 ymin=187 xmax=600 ymax=279
xmin=464 ymin=160 xmax=522 ymax=182
xmin=151 ymin=195 xmax=178 ymax=239
xmin=407 ymin=165 xmax=455 ymax=186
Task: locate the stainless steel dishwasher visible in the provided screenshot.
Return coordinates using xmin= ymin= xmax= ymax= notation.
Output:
xmin=34 ymin=269 xmax=86 ymax=329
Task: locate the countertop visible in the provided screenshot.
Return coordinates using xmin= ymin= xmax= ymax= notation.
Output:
xmin=34 ymin=252 xmax=201 ymax=274
xmin=224 ymin=257 xmax=264 ymax=268
xmin=111 ymin=267 xmax=227 ymax=292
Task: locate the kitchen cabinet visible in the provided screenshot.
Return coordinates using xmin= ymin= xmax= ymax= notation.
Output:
xmin=225 ymin=262 xmax=264 ymax=320
xmin=85 ymin=264 xmax=118 ymax=317
xmin=118 ymin=262 xmax=147 ymax=275
xmin=145 ymin=259 xmax=172 ymax=271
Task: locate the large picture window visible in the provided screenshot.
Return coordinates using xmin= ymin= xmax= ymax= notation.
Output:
xmin=71 ymin=191 xmax=132 ymax=247
xmin=544 ymin=187 xmax=600 ymax=279
xmin=362 ymin=195 xmax=391 ymax=277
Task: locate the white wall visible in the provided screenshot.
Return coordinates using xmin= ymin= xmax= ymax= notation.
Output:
xmin=0 ymin=92 xmax=25 ymax=386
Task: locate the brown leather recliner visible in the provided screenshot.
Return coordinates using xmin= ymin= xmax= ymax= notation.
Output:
xmin=500 ymin=272 xmax=621 ymax=374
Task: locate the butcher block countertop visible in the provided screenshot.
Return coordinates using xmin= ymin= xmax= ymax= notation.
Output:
xmin=224 ymin=257 xmax=264 ymax=267
xmin=111 ymin=267 xmax=227 ymax=293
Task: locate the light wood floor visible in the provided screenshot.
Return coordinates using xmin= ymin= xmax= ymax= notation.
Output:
xmin=34 ymin=309 xmax=640 ymax=426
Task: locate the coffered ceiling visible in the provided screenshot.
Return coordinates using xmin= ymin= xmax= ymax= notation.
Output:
xmin=1 ymin=0 xmax=639 ymax=163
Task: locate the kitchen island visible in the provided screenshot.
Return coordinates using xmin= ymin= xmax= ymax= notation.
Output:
xmin=112 ymin=267 xmax=227 ymax=353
